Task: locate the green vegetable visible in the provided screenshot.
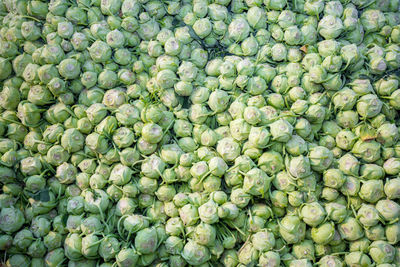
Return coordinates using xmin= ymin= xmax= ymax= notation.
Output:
xmin=0 ymin=0 xmax=399 ymax=266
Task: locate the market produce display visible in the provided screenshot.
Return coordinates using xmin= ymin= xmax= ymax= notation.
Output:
xmin=1 ymin=0 xmax=400 ymax=266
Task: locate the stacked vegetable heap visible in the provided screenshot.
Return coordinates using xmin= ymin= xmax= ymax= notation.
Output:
xmin=1 ymin=0 xmax=400 ymax=266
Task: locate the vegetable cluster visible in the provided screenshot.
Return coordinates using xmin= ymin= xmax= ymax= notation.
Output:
xmin=0 ymin=0 xmax=400 ymax=266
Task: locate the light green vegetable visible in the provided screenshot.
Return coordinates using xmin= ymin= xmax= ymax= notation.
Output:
xmin=0 ymin=0 xmax=399 ymax=266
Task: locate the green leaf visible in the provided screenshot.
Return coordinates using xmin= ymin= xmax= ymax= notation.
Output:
xmin=39 ymin=189 xmax=50 ymax=202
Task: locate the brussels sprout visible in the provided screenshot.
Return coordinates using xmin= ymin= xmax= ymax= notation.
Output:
xmin=27 ymin=240 xmax=46 ymax=258
xmin=287 ymin=155 xmax=311 ymax=179
xmin=356 ymin=94 xmax=383 ymax=119
xmin=375 ymin=199 xmax=400 ymax=222
xmin=43 ymin=248 xmax=65 ymax=267
xmin=257 ymin=151 xmax=284 ymax=177
xmin=190 ymin=223 xmax=215 ymax=247
xmin=63 ymin=232 xmax=82 ymax=260
xmin=348 ymin=237 xmax=371 ymax=254
xmin=249 ymin=230 xmax=275 ymax=253
xmin=384 ymin=221 xmax=400 ymax=245
xmin=13 ymin=229 xmax=33 ymax=250
xmin=318 ymin=255 xmax=343 ymax=267
xmin=309 ymin=146 xmax=334 ymax=172
xmin=198 ymin=199 xmax=219 ymax=224
xmin=351 ymin=140 xmax=381 ymax=163
xmin=116 ymin=248 xmax=139 ymax=267
xmin=6 ymin=254 xmax=30 ymax=267
xmin=216 ymin=137 xmax=241 ymax=162
xmin=0 ymin=207 xmax=25 ymax=234
xmin=182 ymin=239 xmax=211 ymax=266
xmin=322 ymin=169 xmax=345 ymax=189
xmin=177 ymin=203 xmax=198 ymax=226
xmin=360 ymin=9 xmax=386 ymax=32
xmin=228 ymin=17 xmax=250 ymax=42
xmin=242 ymin=167 xmax=271 ymax=197
xmin=365 ymin=224 xmax=385 ymax=241
xmin=99 ymin=236 xmax=120 ymax=262
xmin=383 ymin=158 xmax=400 ymax=175
xmin=269 ymin=119 xmax=293 ymax=142
xmin=272 ymin=172 xmax=295 ymax=194
xmin=369 ymin=241 xmax=396 ymax=264
xmin=279 ymin=215 xmax=306 ymax=244
xmin=384 ymin=178 xmax=400 ymax=199
xmin=345 ymin=252 xmax=372 ymax=267
xmin=359 ymin=180 xmax=384 ymax=203
xmin=325 ymin=202 xmax=347 ymax=223
xmin=338 ymin=217 xmax=364 ymax=241
xmin=357 ymin=204 xmax=381 ymax=227
xmin=133 ymin=227 xmax=158 ymax=255
xmin=42 ymin=231 xmax=62 ymax=252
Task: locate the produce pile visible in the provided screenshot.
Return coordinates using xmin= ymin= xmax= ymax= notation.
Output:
xmin=1 ymin=0 xmax=400 ymax=266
